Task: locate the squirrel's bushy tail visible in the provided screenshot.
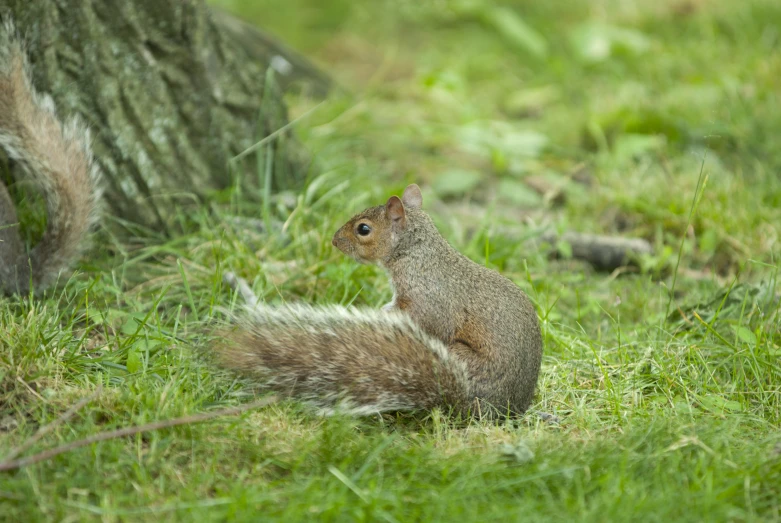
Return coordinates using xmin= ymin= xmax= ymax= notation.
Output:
xmin=215 ymin=304 xmax=471 ymax=415
xmin=0 ymin=21 xmax=101 ymax=295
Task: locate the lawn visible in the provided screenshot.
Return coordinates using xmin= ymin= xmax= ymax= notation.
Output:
xmin=1 ymin=0 xmax=780 ymax=520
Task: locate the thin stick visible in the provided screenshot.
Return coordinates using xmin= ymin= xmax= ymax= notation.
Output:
xmin=223 ymin=271 xmax=261 ymax=306
xmin=2 ymin=385 xmax=102 ymax=463
xmin=539 ymin=231 xmax=653 ymax=272
xmin=16 ymin=376 xmax=45 ymax=402
xmin=0 ymin=396 xmax=277 ymax=472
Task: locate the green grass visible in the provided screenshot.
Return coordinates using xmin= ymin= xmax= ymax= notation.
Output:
xmin=2 ymin=0 xmax=781 ymax=520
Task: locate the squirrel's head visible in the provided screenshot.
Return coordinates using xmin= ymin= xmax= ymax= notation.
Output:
xmin=332 ymin=184 xmax=424 ymax=265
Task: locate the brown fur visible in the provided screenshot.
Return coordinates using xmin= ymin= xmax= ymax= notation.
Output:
xmin=217 ymin=184 xmax=543 ymax=418
xmin=0 ymin=21 xmax=101 ymax=295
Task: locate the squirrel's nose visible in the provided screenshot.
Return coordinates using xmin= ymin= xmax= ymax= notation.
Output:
xmin=331 ymin=237 xmax=337 ymax=247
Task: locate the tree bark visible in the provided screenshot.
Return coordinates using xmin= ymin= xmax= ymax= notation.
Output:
xmin=1 ymin=0 xmax=329 ymax=232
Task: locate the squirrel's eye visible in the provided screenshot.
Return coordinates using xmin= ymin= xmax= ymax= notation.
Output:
xmin=357 ymin=223 xmax=372 ymax=236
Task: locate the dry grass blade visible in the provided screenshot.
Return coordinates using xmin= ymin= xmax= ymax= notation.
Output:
xmin=2 ymin=384 xmax=102 ymax=463
xmin=0 ymin=396 xmax=277 ymax=472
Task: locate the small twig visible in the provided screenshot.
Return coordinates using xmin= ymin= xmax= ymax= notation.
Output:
xmin=3 ymin=385 xmax=102 ymax=463
xmin=223 ymin=271 xmax=261 ymax=306
xmin=16 ymin=376 xmax=45 ymax=402
xmin=0 ymin=396 xmax=277 ymax=472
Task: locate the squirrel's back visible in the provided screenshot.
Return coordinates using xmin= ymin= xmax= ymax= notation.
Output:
xmin=454 ymin=255 xmax=542 ymax=413
xmin=0 ymin=21 xmax=101 ymax=295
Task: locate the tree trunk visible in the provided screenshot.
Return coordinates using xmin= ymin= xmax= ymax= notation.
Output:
xmin=1 ymin=0 xmax=329 ymax=232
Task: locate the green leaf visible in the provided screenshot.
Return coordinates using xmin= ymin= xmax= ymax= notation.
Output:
xmin=673 ymin=399 xmax=694 ymax=415
xmin=480 ymin=6 xmax=548 ymax=59
xmin=127 ymin=348 xmax=143 ymax=374
xmin=502 ymin=129 xmax=549 ymax=158
xmin=648 ymin=395 xmax=668 ymax=406
xmin=557 ymin=240 xmax=573 ymax=260
xmin=503 ymin=86 xmax=560 ymax=117
xmin=433 ymin=169 xmax=483 ymax=197
xmin=612 ymin=133 xmax=666 ymax=163
xmin=698 ymin=395 xmax=743 ymax=413
xmin=698 ymin=229 xmax=719 ymax=255
xmin=499 ymin=440 xmax=535 ymax=464
xmin=452 ymin=2 xmax=547 ymax=58
xmin=120 ymin=312 xmax=149 ymax=336
xmin=571 ymin=23 xmax=651 ymax=63
xmin=735 ymin=326 xmax=757 ymax=345
xmin=457 ymin=121 xmax=548 ymax=163
xmin=497 ymin=179 xmax=541 ymax=207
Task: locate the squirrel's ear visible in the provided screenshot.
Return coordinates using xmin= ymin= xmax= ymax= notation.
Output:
xmin=402 ymin=184 xmax=423 ymax=210
xmin=386 ymin=196 xmax=406 ymax=226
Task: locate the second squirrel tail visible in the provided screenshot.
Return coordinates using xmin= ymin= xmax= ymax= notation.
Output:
xmin=215 ymin=304 xmax=472 ymax=415
xmin=0 ymin=22 xmax=101 ymax=295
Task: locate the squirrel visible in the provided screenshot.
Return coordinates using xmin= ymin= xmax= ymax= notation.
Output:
xmin=216 ymin=184 xmax=543 ymax=418
xmin=0 ymin=22 xmax=102 ymax=296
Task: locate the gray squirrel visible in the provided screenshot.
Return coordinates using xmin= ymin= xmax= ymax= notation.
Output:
xmin=216 ymin=184 xmax=543 ymax=418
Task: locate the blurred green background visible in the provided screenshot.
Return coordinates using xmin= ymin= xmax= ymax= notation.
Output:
xmin=212 ymin=0 xmax=780 ymax=278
